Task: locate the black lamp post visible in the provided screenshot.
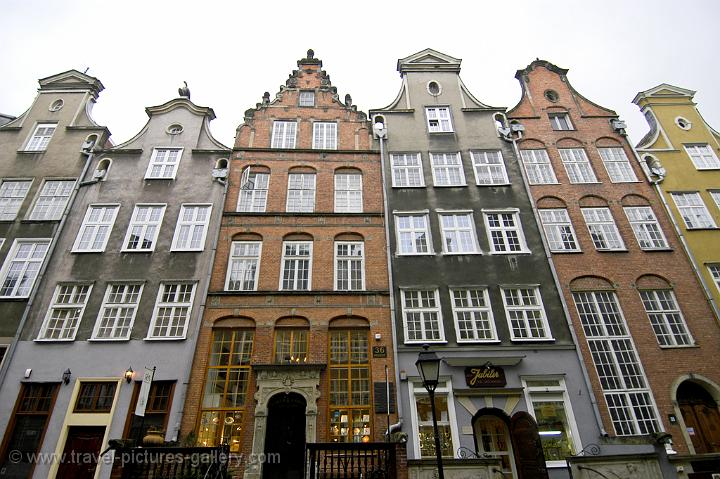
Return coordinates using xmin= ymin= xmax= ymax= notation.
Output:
xmin=415 ymin=345 xmax=445 ymax=479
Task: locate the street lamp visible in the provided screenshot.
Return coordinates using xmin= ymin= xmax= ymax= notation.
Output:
xmin=415 ymin=345 xmax=445 ymax=479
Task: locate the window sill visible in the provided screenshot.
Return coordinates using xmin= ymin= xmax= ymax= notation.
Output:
xmin=427 ymin=131 xmax=455 ymax=135
xmin=609 ymin=180 xmax=642 ymax=184
xmin=433 ymin=184 xmax=467 ymax=188
xmin=120 ymin=249 xmax=155 ymax=253
xmin=391 ymin=185 xmax=426 ymax=188
xmin=0 ymin=296 xmax=30 ymax=301
xmin=685 ymin=227 xmax=719 ymax=231
xmin=144 ymin=336 xmax=186 ymax=341
xmin=441 ymin=251 xmax=483 ymax=256
xmin=510 ymin=338 xmax=555 ymax=342
xmin=475 ymin=183 xmax=511 ymax=187
xmin=528 ymin=182 xmax=561 ymax=185
xmin=457 ymin=339 xmax=501 ymax=344
xmin=170 ymin=248 xmax=204 ymax=252
xmin=17 ymin=150 xmax=47 ymax=154
xmin=694 ymin=167 xmax=720 ymax=171
xmin=34 ymin=338 xmax=75 ymax=342
xmin=488 ymin=250 xmax=532 ymax=255
xmin=20 ymin=219 xmax=60 ymax=223
xmin=88 ymin=338 xmax=131 ymax=342
xmin=405 ymin=340 xmax=448 ymax=345
xmin=594 ymin=248 xmax=628 ymax=253
xmin=144 ymin=177 xmax=177 ymax=181
xmin=395 ymin=253 xmax=436 ymax=257
xmin=568 ymin=181 xmax=602 ymax=185
xmin=639 ymin=247 xmax=673 ymax=252
xmin=549 ymin=249 xmax=583 ymax=254
xmin=72 ymin=249 xmax=106 ymax=254
xmin=658 ymin=343 xmax=699 ymax=349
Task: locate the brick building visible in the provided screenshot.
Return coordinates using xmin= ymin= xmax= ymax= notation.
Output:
xmin=508 ymin=60 xmax=720 ymax=477
xmin=180 ymin=50 xmax=396 ymax=479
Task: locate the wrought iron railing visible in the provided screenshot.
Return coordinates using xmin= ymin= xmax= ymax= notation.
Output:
xmin=306 ymin=442 xmax=396 ymax=479
xmin=110 ymin=445 xmax=229 ymax=479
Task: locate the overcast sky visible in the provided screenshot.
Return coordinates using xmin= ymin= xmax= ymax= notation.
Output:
xmin=1 ymin=0 xmax=718 ymax=148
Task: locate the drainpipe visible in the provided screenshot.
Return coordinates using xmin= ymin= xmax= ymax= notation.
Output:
xmin=170 ymin=165 xmax=229 ymax=442
xmin=0 ymin=145 xmax=97 ymax=388
xmin=502 ymin=116 xmax=607 ymax=436
xmin=372 ymin=120 xmax=404 ymax=428
xmin=629 ymin=148 xmax=720 ymax=322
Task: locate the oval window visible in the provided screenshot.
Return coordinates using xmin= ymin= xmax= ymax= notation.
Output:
xmin=49 ymin=99 xmax=64 ymax=112
xmin=544 ymin=90 xmax=559 ymax=102
xmin=167 ymin=124 xmax=184 ymax=135
xmin=675 ymin=117 xmax=692 ymax=130
xmin=427 ymin=81 xmax=441 ymax=96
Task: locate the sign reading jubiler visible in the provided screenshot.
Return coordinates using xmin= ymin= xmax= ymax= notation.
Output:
xmin=464 ymin=365 xmax=507 ymax=388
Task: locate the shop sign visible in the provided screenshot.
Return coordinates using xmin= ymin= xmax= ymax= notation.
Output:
xmin=464 ymin=365 xmax=506 ymax=388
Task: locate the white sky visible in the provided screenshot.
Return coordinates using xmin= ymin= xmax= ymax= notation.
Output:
xmin=1 ymin=0 xmax=718 ymax=147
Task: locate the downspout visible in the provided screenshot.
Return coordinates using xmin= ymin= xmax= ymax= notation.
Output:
xmin=503 ymin=116 xmax=607 ymax=436
xmin=374 ymin=121 xmax=404 ymax=431
xmin=629 ymin=148 xmax=720 ymax=322
xmin=171 ymin=168 xmax=229 ymax=442
xmin=0 ymin=146 xmax=96 ymax=387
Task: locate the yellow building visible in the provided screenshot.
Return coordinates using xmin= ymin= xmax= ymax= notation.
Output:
xmin=633 ymin=84 xmax=720 ymax=323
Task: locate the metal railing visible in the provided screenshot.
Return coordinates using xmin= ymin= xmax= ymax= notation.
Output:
xmin=306 ymin=442 xmax=396 ymax=479
xmin=111 ymin=445 xmax=229 ymax=479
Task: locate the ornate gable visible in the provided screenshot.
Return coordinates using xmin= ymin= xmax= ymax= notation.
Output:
xmin=397 ymin=48 xmax=462 ymax=73
xmin=38 ymin=69 xmax=104 ymax=99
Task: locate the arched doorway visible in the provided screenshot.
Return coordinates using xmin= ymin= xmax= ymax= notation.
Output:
xmin=473 ymin=412 xmax=516 ymax=477
xmin=678 ymin=381 xmax=720 ymax=453
xmin=263 ymin=392 xmax=307 ymax=479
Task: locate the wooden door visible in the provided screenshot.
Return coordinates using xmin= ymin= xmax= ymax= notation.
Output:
xmin=510 ymin=411 xmax=549 ymax=479
xmin=56 ymin=426 xmax=105 ymax=479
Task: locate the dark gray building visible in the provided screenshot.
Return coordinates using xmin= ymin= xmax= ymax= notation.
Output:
xmin=370 ymin=49 xmax=602 ymax=478
xmin=0 ymin=91 xmax=229 ymax=479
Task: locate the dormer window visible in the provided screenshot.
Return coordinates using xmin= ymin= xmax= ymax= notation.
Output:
xmin=425 ymin=107 xmax=453 ymax=133
xmin=549 ymin=113 xmax=573 ymax=131
xmin=299 ymin=91 xmax=315 ymax=107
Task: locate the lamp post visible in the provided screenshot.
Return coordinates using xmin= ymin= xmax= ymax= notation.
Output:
xmin=415 ymin=345 xmax=445 ymax=479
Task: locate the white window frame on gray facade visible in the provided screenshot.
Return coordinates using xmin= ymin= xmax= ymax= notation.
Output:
xmin=147 ymin=282 xmax=196 ymax=340
xmin=171 ymin=204 xmax=212 ymax=251
xmin=280 ymin=241 xmax=312 ymax=291
xmin=72 ymin=204 xmax=120 ymax=253
xmin=425 ymin=106 xmax=453 ymax=133
xmin=623 ymin=206 xmax=669 ymax=250
xmin=684 ymin=144 xmax=720 ymax=170
xmin=122 ymin=204 xmax=166 ymax=252
xmin=598 ymin=147 xmax=638 ymax=183
xmin=539 ymin=209 xmax=580 ymax=252
xmin=438 ymin=211 xmax=480 ymax=254
xmin=0 ymin=180 xmax=32 ymax=221
xmin=470 ymin=150 xmax=510 ymax=185
xmin=639 ymin=289 xmax=693 ymax=347
xmin=581 ymin=207 xmax=625 ymax=251
xmin=559 ymin=148 xmax=598 ymax=183
xmin=519 ymin=149 xmax=558 ymax=184
xmin=0 ymin=239 xmax=50 ymax=298
xmin=91 ymin=283 xmax=144 ymax=340
xmin=390 ymin=153 xmax=425 ymax=187
xmin=271 ymin=121 xmax=297 ymax=149
xmin=145 ymin=148 xmax=183 ymax=180
xmin=451 ymin=288 xmax=497 ymax=342
xmin=334 ymin=172 xmax=363 ymax=213
xmin=28 ymin=179 xmax=75 ymax=220
xmin=483 ymin=210 xmax=529 ymax=254
xmin=286 ymin=173 xmax=316 ymax=213
xmin=401 ymin=289 xmax=445 ymax=343
xmin=225 ymin=241 xmax=262 ymax=291
xmin=671 ymin=192 xmax=716 ymax=229
xmin=394 ymin=213 xmax=433 ymax=255
xmin=501 ymin=287 xmax=553 ymax=341
xmin=334 ymin=241 xmax=364 ymax=291
xmin=430 ymin=152 xmax=465 ymax=187
xmin=312 ymin=122 xmax=337 ymax=149
xmin=37 ymin=283 xmax=93 ymax=341
xmin=237 ymin=169 xmax=269 ymax=212
xmin=25 ymin=124 xmax=56 ymax=151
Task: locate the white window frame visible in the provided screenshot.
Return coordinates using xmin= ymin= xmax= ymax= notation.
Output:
xmin=334 ymin=241 xmax=365 ymax=291
xmin=708 ymin=264 xmax=720 ymax=294
xmin=25 ymin=123 xmax=56 ymax=151
xmin=237 ymin=169 xmax=269 ymax=212
xmin=539 ymin=209 xmax=580 ymax=252
xmin=144 ymin=148 xmax=183 ymax=180
xmin=334 ymin=172 xmax=363 ymax=213
xmin=299 ymin=91 xmax=315 ymax=107
xmin=549 ymin=113 xmax=573 ymax=131
xmin=391 ymin=153 xmax=425 ymax=187
xmin=521 ymin=377 xmax=582 ymax=467
xmin=438 ymin=211 xmax=480 ymax=254
xmin=286 ymin=173 xmax=316 ymax=213
xmin=271 ymin=121 xmax=297 ymax=149
xmin=91 ymin=283 xmax=144 ymax=340
xmin=394 ymin=213 xmax=433 ymax=255
xmin=483 ymin=210 xmax=530 ymax=254
xmin=225 ymin=241 xmax=262 ymax=291
xmin=312 ymin=122 xmax=337 ymax=149
xmin=122 ymin=204 xmax=166 ymax=252
xmin=72 ymin=204 xmax=120 ymax=253
xmin=559 ymin=148 xmax=598 ymax=183
xmin=146 ymin=282 xmax=196 ymax=340
xmin=671 ymin=192 xmax=716 ymax=229
xmin=28 ymin=179 xmax=75 ymax=220
xmin=623 ymin=206 xmax=669 ymax=250
xmin=684 ymin=144 xmax=720 ymax=170
xmin=501 ymin=287 xmax=553 ymax=341
xmin=639 ymin=289 xmax=693 ymax=347
xmin=401 ymin=289 xmax=445 ymax=343
xmin=519 ymin=149 xmax=558 ymax=184
xmin=710 ymin=191 xmax=720 ymax=212
xmin=430 ymin=152 xmax=465 ymax=187
xmin=170 ymin=204 xmax=212 ymax=251
xmin=571 ymin=291 xmax=660 ymax=436
xmin=0 ymin=180 xmax=32 ymax=221
xmin=0 ymin=239 xmax=50 ymax=298
xmin=471 ymin=150 xmax=510 ymax=185
xmin=280 ymin=241 xmax=313 ymax=291
xmin=598 ymin=147 xmax=638 ymax=183
xmin=37 ymin=283 xmax=93 ymax=341
xmin=581 ymin=208 xmax=626 ymax=251
xmin=425 ymin=107 xmax=453 ymax=133
xmin=409 ymin=380 xmax=459 ymax=459
xmin=451 ymin=288 xmax=498 ymax=342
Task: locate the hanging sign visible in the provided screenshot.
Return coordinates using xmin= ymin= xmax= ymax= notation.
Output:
xmin=464 ymin=365 xmax=506 ymax=388
xmin=134 ymin=367 xmax=155 ymax=417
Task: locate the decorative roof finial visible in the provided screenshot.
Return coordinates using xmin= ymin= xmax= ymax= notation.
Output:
xmin=345 ymin=94 xmax=352 ymax=107
xmin=178 ymin=81 xmax=190 ymax=99
xmin=262 ymin=92 xmax=270 ymax=105
xmin=307 ymin=49 xmax=315 ymax=59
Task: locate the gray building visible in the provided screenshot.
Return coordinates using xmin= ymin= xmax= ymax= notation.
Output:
xmin=370 ymin=49 xmax=602 ymax=478
xmin=0 ymin=89 xmax=229 ymax=478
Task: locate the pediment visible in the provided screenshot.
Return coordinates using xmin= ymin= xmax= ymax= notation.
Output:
xmin=398 ymin=48 xmax=461 ymax=73
xmin=38 ymin=69 xmax=104 ymax=97
xmin=633 ymin=83 xmax=695 ymax=104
